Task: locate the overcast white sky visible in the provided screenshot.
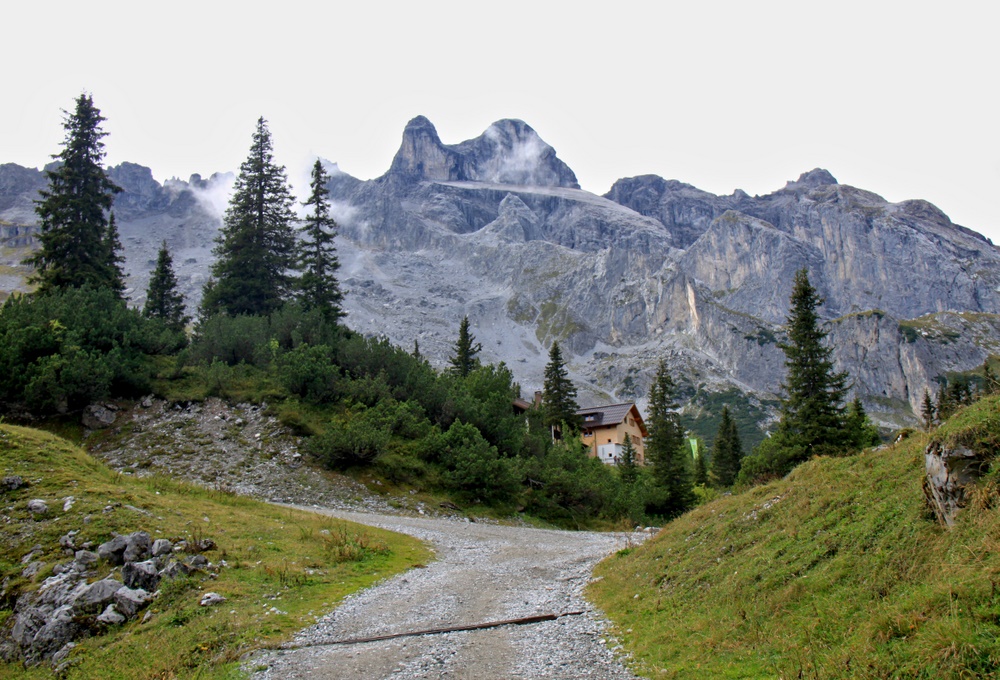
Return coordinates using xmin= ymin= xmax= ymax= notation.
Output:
xmin=4 ymin=1 xmax=999 ymax=242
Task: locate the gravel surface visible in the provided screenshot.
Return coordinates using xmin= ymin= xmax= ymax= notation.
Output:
xmin=248 ymin=509 xmax=648 ymax=679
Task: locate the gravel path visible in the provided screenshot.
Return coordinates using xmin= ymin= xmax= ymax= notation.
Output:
xmin=249 ymin=509 xmax=647 ymax=679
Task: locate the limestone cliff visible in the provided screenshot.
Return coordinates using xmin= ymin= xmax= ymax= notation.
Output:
xmin=3 ymin=119 xmax=999 ymax=431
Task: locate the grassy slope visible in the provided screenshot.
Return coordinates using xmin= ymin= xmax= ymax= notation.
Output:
xmin=589 ymin=396 xmax=1000 ymax=679
xmin=0 ymin=424 xmax=431 ymax=679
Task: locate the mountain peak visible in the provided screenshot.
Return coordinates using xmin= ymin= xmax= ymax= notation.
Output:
xmin=402 ymin=115 xmax=440 ymax=138
xmin=385 ymin=117 xmax=578 ymax=188
xmin=789 ymin=168 xmax=838 ymax=188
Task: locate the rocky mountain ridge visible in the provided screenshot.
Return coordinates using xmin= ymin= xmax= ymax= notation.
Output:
xmin=3 ymin=117 xmax=999 ymax=429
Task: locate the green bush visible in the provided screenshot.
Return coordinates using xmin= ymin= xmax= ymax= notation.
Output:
xmin=276 ymin=344 xmax=342 ymax=402
xmin=307 ymin=408 xmax=393 ymax=469
xmin=0 ymin=288 xmax=161 ymax=413
xmin=190 ymin=314 xmax=270 ymax=366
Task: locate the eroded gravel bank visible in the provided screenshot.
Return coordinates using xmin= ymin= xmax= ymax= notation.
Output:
xmin=249 ymin=509 xmax=646 ymax=679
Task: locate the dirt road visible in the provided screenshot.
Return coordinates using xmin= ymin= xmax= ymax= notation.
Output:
xmin=249 ymin=509 xmax=645 ymax=679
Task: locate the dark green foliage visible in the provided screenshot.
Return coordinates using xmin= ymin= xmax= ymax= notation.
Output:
xmin=737 ymin=270 xmax=849 ymax=485
xmin=434 ymin=421 xmax=522 ymax=504
xmin=679 ymin=387 xmax=768 ymax=454
xmin=618 ymin=433 xmax=638 ymax=486
xmin=309 ymin=399 xmax=430 ymax=470
xmin=298 ymin=160 xmax=344 ymax=319
xmin=200 ymin=118 xmax=297 ymax=317
xmin=936 ymin=376 xmax=974 ymax=421
xmin=776 ymin=270 xmax=848 ymax=454
xmin=0 ymin=288 xmax=163 ymax=413
xmin=983 ymin=361 xmax=1000 ymax=396
xmin=144 ymin=241 xmax=190 ymax=332
xmin=522 ymin=439 xmax=621 ymax=523
xmin=103 ymin=212 xmax=127 ymax=297
xmin=27 ymin=94 xmax=123 ymax=295
xmin=844 ymin=397 xmax=881 ymax=450
xmin=448 ymin=316 xmax=481 ymax=377
xmin=276 ymin=344 xmax=341 ymax=402
xmin=921 ymin=388 xmax=935 ymax=431
xmin=307 ymin=409 xmax=391 ymax=469
xmin=542 ymin=340 xmax=580 ymax=431
xmin=710 ymin=406 xmax=743 ymax=487
xmin=454 ymin=363 xmax=525 ymax=456
xmin=692 ymin=439 xmax=708 ymax=486
xmin=645 ymin=359 xmax=694 ymax=518
xmin=190 ymin=314 xmax=270 ymax=366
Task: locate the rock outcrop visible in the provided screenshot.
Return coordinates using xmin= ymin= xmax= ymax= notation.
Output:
xmin=924 ymin=440 xmax=991 ymax=525
xmin=3 ymin=527 xmax=219 ymax=667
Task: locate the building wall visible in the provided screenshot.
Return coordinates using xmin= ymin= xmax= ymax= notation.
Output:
xmin=581 ymin=408 xmax=646 ymax=465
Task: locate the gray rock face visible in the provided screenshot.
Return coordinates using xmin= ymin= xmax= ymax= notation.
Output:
xmin=3 ymin=119 xmax=1000 ymax=429
xmin=96 ymin=604 xmax=126 ymax=626
xmin=73 ymin=550 xmax=98 ymax=569
xmin=74 ymin=578 xmax=123 ymax=613
xmin=386 ymin=116 xmax=579 ymax=189
xmin=82 ymin=404 xmax=117 ymax=430
xmin=122 ymin=560 xmax=159 ymax=591
xmin=97 ymin=535 xmax=129 ymax=565
xmin=924 ymin=440 xmax=989 ymax=525
xmin=113 ymin=586 xmax=151 ymax=619
xmin=151 ymin=538 xmax=173 ymax=557
xmin=26 ymin=499 xmax=48 ymax=516
xmin=199 ymin=592 xmax=226 ymax=607
xmin=1 ymin=475 xmax=26 ymax=492
xmin=122 ymin=531 xmax=151 ymax=563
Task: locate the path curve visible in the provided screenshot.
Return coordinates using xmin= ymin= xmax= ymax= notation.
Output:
xmin=249 ymin=509 xmax=645 ymax=679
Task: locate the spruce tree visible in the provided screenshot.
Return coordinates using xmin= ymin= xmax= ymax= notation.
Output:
xmin=298 ymin=159 xmax=344 ymax=318
xmin=646 ymin=359 xmax=693 ymax=517
xmin=448 ymin=316 xmax=482 ymax=377
xmin=693 ymin=439 xmax=708 ymax=486
xmin=28 ymin=93 xmax=123 ymax=295
xmin=775 ymin=269 xmax=848 ymax=460
xmin=103 ymin=212 xmax=127 ymax=297
xmin=921 ymin=388 xmax=936 ymax=431
xmin=144 ymin=241 xmax=189 ymax=331
xmin=200 ymin=117 xmax=297 ymax=317
xmin=542 ymin=340 xmax=580 ymax=431
xmin=710 ymin=406 xmax=743 ymax=487
xmin=844 ymin=396 xmax=880 ymax=450
xmin=618 ymin=433 xmax=638 ymax=486
xmin=936 ymin=383 xmax=954 ymax=422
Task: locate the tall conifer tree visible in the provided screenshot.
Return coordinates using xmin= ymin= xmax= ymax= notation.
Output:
xmin=201 ymin=117 xmax=297 ymax=317
xmin=710 ymin=406 xmax=743 ymax=487
xmin=921 ymin=388 xmax=936 ymax=431
xmin=646 ymin=359 xmax=693 ymax=516
xmin=618 ymin=433 xmax=638 ymax=485
xmin=144 ymin=241 xmax=189 ymax=331
xmin=448 ymin=316 xmax=482 ymax=377
xmin=103 ymin=212 xmax=127 ymax=297
xmin=298 ymin=159 xmax=344 ymax=318
xmin=844 ymin=396 xmax=881 ymax=449
xmin=775 ymin=269 xmax=848 ymax=458
xmin=542 ymin=340 xmax=580 ymax=431
xmin=28 ymin=93 xmax=123 ymax=295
